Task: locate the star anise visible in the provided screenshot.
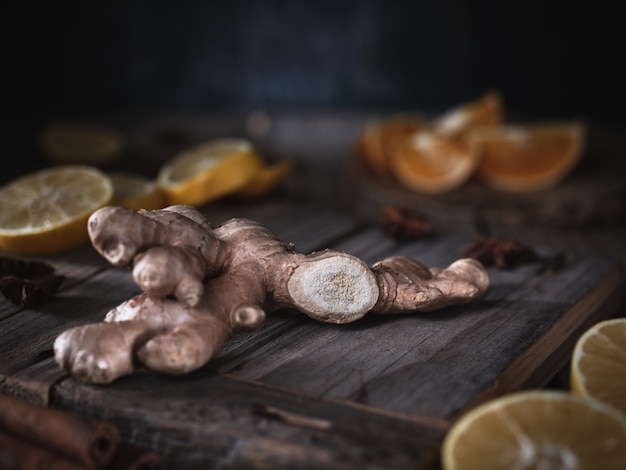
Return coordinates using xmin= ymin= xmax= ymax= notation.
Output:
xmin=378 ymin=206 xmax=433 ymax=241
xmin=461 ymin=236 xmax=539 ymax=269
xmin=0 ymin=257 xmax=65 ymax=307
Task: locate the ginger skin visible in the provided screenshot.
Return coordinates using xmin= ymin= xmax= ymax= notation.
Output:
xmin=54 ymin=205 xmax=489 ymax=384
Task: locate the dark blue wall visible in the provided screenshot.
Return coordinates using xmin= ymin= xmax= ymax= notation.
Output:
xmin=3 ymin=0 xmax=623 ymax=123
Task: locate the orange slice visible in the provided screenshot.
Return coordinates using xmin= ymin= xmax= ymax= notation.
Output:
xmin=0 ymin=165 xmax=113 ymax=255
xmin=109 ymin=172 xmax=165 ymax=211
xmin=471 ymin=122 xmax=585 ymax=192
xmin=571 ymin=317 xmax=626 ymax=415
xmin=441 ymin=390 xmax=626 ymax=470
xmin=234 ymin=160 xmax=293 ymax=198
xmin=354 ymin=116 xmax=424 ymax=174
xmin=40 ymin=121 xmax=123 ymax=166
xmin=156 ymin=138 xmax=264 ymax=207
xmin=390 ymin=130 xmax=480 ymax=194
xmin=434 ymin=92 xmax=504 ymax=137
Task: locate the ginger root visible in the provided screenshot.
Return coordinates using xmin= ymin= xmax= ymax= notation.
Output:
xmin=54 ymin=205 xmax=489 ymax=384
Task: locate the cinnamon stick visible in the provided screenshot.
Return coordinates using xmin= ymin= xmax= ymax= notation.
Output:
xmin=105 ymin=442 xmax=161 ymax=470
xmin=0 ymin=429 xmax=84 ymax=470
xmin=0 ymin=394 xmax=120 ymax=468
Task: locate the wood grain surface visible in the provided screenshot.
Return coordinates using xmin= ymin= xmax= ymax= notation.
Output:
xmin=1 ymin=114 xmax=625 ymax=469
xmin=1 ymin=197 xmax=623 ymax=469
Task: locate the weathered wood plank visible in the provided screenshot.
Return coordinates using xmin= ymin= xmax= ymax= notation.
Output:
xmin=353 ymin=258 xmax=623 ymax=418
xmin=490 ymin=260 xmax=624 ymax=393
xmin=52 ymin=372 xmax=446 ymax=470
xmin=0 ymin=268 xmax=139 ymax=380
xmin=0 ymin=358 xmax=66 ymax=406
xmin=1 ymin=113 xmax=624 ymax=470
xmin=0 ymin=298 xmax=20 ymax=321
xmin=211 ymin=257 xmax=622 ymax=423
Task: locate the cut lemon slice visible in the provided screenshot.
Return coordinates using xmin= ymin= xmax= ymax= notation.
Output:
xmin=234 ymin=160 xmax=292 ymax=198
xmin=390 ymin=130 xmax=480 ymax=194
xmin=434 ymin=92 xmax=504 ymax=137
xmin=441 ymin=390 xmax=626 ymax=470
xmin=471 ymin=122 xmax=585 ymax=192
xmin=157 ymin=138 xmax=264 ymax=207
xmin=40 ymin=121 xmax=123 ymax=166
xmin=571 ymin=317 xmax=626 ymax=415
xmin=0 ymin=165 xmax=113 ymax=255
xmin=109 ymin=172 xmax=165 ymax=211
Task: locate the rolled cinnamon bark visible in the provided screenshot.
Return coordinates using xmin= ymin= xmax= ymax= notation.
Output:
xmin=106 ymin=441 xmax=162 ymax=470
xmin=0 ymin=394 xmax=120 ymax=468
xmin=0 ymin=430 xmax=85 ymax=470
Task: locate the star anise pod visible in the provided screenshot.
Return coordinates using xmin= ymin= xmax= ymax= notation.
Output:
xmin=461 ymin=236 xmax=539 ymax=269
xmin=378 ymin=206 xmax=433 ymax=240
xmin=0 ymin=257 xmax=65 ymax=307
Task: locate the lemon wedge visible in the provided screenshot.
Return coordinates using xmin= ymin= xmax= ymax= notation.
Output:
xmin=157 ymin=138 xmax=264 ymax=207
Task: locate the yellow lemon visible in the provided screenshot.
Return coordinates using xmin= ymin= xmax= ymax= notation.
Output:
xmin=109 ymin=172 xmax=165 ymax=211
xmin=234 ymin=160 xmax=293 ymax=198
xmin=441 ymin=389 xmax=626 ymax=470
xmin=0 ymin=166 xmax=113 ymax=255
xmin=157 ymin=138 xmax=264 ymax=207
xmin=571 ymin=317 xmax=626 ymax=415
xmin=40 ymin=121 xmax=123 ymax=166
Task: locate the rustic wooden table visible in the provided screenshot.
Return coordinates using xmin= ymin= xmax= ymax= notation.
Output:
xmin=1 ymin=112 xmax=625 ymax=469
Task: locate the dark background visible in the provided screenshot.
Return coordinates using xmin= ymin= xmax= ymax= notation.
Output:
xmin=2 ymin=0 xmax=624 ymax=181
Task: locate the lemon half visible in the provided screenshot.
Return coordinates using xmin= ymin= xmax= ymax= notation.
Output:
xmin=571 ymin=317 xmax=626 ymax=415
xmin=0 ymin=165 xmax=113 ymax=255
xmin=442 ymin=390 xmax=626 ymax=470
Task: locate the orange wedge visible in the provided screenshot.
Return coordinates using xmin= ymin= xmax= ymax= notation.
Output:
xmin=354 ymin=116 xmax=424 ymax=174
xmin=441 ymin=390 xmax=626 ymax=470
xmin=390 ymin=130 xmax=480 ymax=194
xmin=0 ymin=166 xmax=113 ymax=255
xmin=434 ymin=92 xmax=504 ymax=137
xmin=571 ymin=317 xmax=626 ymax=415
xmin=471 ymin=122 xmax=585 ymax=192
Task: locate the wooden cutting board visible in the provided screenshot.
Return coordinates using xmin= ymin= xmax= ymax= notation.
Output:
xmin=0 ymin=199 xmax=623 ymax=469
xmin=347 ymin=159 xmax=626 ymax=230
